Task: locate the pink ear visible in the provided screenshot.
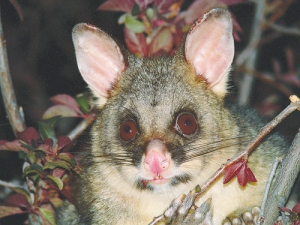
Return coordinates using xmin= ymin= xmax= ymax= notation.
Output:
xmin=72 ymin=23 xmax=125 ymax=100
xmin=185 ymin=8 xmax=234 ymax=96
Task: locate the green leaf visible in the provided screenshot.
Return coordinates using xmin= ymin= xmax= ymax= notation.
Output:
xmin=57 ymin=153 xmax=77 ymax=167
xmin=146 ymin=8 xmax=154 ymax=19
xmin=49 ymin=197 xmax=64 ymax=208
xmin=47 ymin=175 xmax=63 ymax=190
xmin=0 ymin=206 xmax=28 ymax=218
xmin=118 ymin=13 xmax=127 ymax=24
xmin=27 ymin=151 xmax=36 ymax=164
xmin=23 ymin=164 xmax=44 ymax=178
xmin=125 ymin=14 xmax=145 ymax=33
xmin=18 ymin=151 xmax=27 ymax=160
xmin=35 ymin=150 xmax=46 ymax=159
xmin=38 ymin=121 xmax=57 ymax=144
xmin=43 ymin=161 xmax=71 ymax=171
xmin=76 ymin=92 xmax=90 ymax=113
xmin=38 ymin=208 xmax=56 ymax=225
xmin=31 ymin=173 xmax=40 ymax=183
xmin=131 ymin=3 xmax=140 ymax=16
xmin=43 ymin=116 xmax=61 ymax=129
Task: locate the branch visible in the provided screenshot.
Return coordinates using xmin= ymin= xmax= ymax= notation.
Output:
xmin=236 ymin=66 xmax=293 ymax=98
xmin=260 ymin=102 xmax=300 ymax=223
xmin=258 ymin=157 xmax=282 ymax=225
xmin=0 ymin=6 xmax=26 ymax=135
xmin=67 ymin=114 xmax=96 ymax=141
xmin=269 ymin=23 xmax=300 ymax=36
xmin=236 ymin=0 xmax=265 ymax=105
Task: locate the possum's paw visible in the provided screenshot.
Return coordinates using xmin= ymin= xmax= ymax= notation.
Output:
xmin=222 ymin=206 xmax=260 ymax=225
xmin=163 ymin=191 xmax=213 ymax=225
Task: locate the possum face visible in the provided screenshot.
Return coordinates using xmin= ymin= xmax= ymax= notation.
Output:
xmin=72 ymin=8 xmax=235 ymax=193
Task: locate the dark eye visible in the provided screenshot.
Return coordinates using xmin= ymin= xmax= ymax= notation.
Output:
xmin=120 ymin=120 xmax=137 ymax=142
xmin=175 ymin=113 xmax=198 ymax=137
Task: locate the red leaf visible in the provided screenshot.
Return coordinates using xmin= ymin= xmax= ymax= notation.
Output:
xmin=52 ymin=168 xmax=66 ymax=178
xmin=136 ymin=0 xmax=154 ymax=11
xmin=0 ymin=206 xmax=28 ymax=218
xmin=237 ymin=163 xmax=248 ymax=187
xmin=43 ymin=138 xmax=54 ymax=147
xmin=279 ymin=206 xmax=292 ymax=214
xmin=17 ymin=127 xmax=38 ymax=145
xmin=154 ymin=0 xmax=182 ymax=14
xmin=0 ymin=140 xmax=28 ymax=152
xmin=98 ymin=0 xmax=135 ymax=12
xmin=246 ymin=166 xmax=257 ymax=183
xmin=4 ymin=193 xmax=30 ymax=210
xmin=223 ymin=161 xmax=243 ymax=184
xmin=37 ymin=143 xmax=53 ymax=154
xmin=57 ymin=136 xmax=71 ymax=151
xmin=124 ymin=27 xmax=149 ymax=57
xmin=50 ymin=94 xmax=83 ymax=116
xmin=292 ymin=203 xmax=300 ymax=214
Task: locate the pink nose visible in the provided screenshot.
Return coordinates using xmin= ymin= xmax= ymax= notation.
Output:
xmin=144 ymin=140 xmax=170 ymax=175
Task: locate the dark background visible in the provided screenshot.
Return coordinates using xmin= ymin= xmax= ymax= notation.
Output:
xmin=0 ymin=0 xmax=300 ymax=223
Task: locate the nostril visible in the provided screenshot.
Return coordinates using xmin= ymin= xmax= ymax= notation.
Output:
xmin=161 ymin=159 xmax=169 ymax=170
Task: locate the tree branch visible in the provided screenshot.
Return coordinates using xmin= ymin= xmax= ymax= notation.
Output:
xmin=0 ymin=6 xmax=26 ymax=135
xmin=260 ymin=100 xmax=300 ymax=223
xmin=236 ymin=0 xmax=265 ymax=105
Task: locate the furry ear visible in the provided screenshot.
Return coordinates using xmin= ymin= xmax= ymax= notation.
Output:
xmin=185 ymin=8 xmax=234 ymax=97
xmin=72 ymin=23 xmax=125 ymax=106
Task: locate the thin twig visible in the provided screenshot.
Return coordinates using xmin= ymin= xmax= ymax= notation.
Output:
xmin=236 ymin=66 xmax=293 ymax=97
xmin=269 ymin=23 xmax=300 ymax=36
xmin=0 ymin=6 xmax=26 ymax=135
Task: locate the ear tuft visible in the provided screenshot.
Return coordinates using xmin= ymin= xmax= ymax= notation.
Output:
xmin=72 ymin=23 xmax=125 ymax=105
xmin=185 ymin=8 xmax=234 ymax=97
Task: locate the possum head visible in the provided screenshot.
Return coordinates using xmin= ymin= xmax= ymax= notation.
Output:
xmin=72 ymin=8 xmax=235 ymax=193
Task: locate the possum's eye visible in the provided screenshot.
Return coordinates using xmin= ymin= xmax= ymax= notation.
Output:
xmin=120 ymin=120 xmax=137 ymax=142
xmin=175 ymin=113 xmax=198 ymax=137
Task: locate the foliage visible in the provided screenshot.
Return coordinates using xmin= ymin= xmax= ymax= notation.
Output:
xmin=278 ymin=203 xmax=300 ymax=225
xmin=0 ymin=93 xmax=91 ymax=225
xmin=98 ymin=0 xmax=246 ymax=57
xmin=223 ymin=160 xmax=257 ymax=187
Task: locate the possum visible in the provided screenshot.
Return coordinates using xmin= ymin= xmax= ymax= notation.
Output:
xmin=56 ymin=8 xmax=288 ymax=225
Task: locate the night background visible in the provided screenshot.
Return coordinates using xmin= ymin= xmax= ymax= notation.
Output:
xmin=0 ymin=0 xmax=300 ymax=224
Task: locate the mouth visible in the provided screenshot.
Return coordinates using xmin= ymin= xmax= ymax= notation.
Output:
xmin=142 ymin=175 xmax=170 ymax=186
xmin=137 ymin=174 xmax=191 ymax=190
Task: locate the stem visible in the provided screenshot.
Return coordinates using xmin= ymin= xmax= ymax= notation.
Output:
xmin=0 ymin=5 xmax=26 ymax=135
